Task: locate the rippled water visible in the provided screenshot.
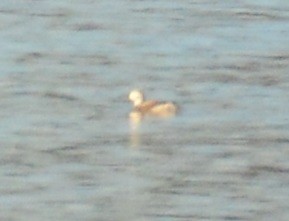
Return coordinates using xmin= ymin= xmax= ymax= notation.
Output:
xmin=1 ymin=1 xmax=289 ymax=220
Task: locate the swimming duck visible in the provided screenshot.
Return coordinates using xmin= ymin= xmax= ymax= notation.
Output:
xmin=128 ymin=89 xmax=177 ymax=117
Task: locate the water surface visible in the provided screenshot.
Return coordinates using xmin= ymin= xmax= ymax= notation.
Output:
xmin=1 ymin=1 xmax=289 ymax=220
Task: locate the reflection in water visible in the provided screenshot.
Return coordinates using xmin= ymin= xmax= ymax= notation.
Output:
xmin=129 ymin=111 xmax=142 ymax=148
xmin=128 ymin=109 xmax=177 ymax=148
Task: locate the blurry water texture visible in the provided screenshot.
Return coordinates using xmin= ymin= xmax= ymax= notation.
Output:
xmin=1 ymin=0 xmax=289 ymax=220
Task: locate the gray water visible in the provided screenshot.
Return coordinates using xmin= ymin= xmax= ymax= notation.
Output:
xmin=1 ymin=0 xmax=289 ymax=220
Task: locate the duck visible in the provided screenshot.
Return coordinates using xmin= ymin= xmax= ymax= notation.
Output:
xmin=128 ymin=89 xmax=177 ymax=117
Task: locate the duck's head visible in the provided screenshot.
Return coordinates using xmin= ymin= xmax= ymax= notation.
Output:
xmin=129 ymin=89 xmax=144 ymax=107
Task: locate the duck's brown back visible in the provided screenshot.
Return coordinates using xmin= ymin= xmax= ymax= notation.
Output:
xmin=134 ymin=100 xmax=159 ymax=113
xmin=149 ymin=102 xmax=177 ymax=116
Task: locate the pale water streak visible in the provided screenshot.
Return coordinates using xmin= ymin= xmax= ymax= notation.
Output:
xmin=1 ymin=0 xmax=289 ymax=221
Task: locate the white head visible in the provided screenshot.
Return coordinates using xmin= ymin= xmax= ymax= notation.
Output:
xmin=129 ymin=89 xmax=144 ymax=107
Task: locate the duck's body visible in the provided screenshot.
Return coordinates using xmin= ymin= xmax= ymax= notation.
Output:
xmin=128 ymin=90 xmax=177 ymax=117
